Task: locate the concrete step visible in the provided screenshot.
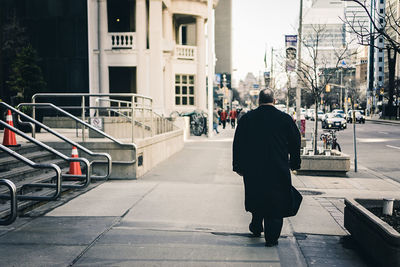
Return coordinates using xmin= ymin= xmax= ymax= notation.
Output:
xmin=0 ymin=158 xmax=70 ymax=183
xmin=0 ymin=143 xmax=41 ymax=159
xmin=0 ymin=150 xmax=57 ymax=172
xmin=0 ymin=165 xmax=84 ymax=219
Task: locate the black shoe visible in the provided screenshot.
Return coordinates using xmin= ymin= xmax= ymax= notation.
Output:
xmin=249 ymin=222 xmax=263 ymax=237
xmin=265 ymin=240 xmax=279 ymax=247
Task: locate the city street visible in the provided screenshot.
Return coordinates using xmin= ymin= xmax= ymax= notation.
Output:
xmin=305 ymin=120 xmax=400 ymax=182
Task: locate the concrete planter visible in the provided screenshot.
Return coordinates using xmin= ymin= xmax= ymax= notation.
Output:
xmin=344 ymin=198 xmax=400 ymax=267
xmin=296 ymin=149 xmax=350 ymax=175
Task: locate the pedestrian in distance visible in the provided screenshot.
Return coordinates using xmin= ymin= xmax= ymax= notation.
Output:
xmin=229 ymin=108 xmax=238 ymax=129
xmin=232 ymin=89 xmax=302 ymax=247
xmin=213 ymin=109 xmax=220 ymax=134
xmin=220 ymin=109 xmax=228 ymax=129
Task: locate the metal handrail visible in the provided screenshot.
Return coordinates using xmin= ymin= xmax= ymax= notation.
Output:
xmin=11 ymin=103 xmax=113 ymax=178
xmin=17 ymin=103 xmax=134 ymax=165
xmin=32 ymin=93 xmax=152 ymax=142
xmin=0 ymin=120 xmax=90 ymax=190
xmin=0 ymin=143 xmax=62 ymax=200
xmin=0 ymin=179 xmax=17 ymax=225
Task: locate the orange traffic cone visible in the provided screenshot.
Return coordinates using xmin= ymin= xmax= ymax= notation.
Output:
xmin=2 ymin=110 xmax=19 ymax=147
xmin=68 ymin=146 xmax=82 ymax=175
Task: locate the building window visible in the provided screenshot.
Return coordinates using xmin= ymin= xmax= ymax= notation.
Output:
xmin=379 ymin=76 xmax=383 ymax=81
xmin=379 ymin=66 xmax=383 ymax=71
xmin=380 ymin=8 xmax=384 ymax=14
xmin=379 ymin=57 xmax=383 ymax=62
xmin=379 ymin=38 xmax=383 ymax=43
xmin=380 ymin=0 xmax=384 ymax=3
xmin=379 ymin=48 xmax=383 ymax=52
xmin=380 ymin=18 xmax=384 ymax=24
xmin=175 ymin=74 xmax=195 ymax=106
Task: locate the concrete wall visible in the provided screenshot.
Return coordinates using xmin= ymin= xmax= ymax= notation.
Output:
xmin=135 ymin=129 xmax=184 ymax=177
xmin=45 ymin=128 xmax=184 ymax=179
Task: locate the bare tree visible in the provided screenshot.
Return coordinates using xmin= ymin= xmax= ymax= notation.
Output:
xmin=296 ymin=24 xmax=354 ymax=153
xmin=343 ymin=0 xmax=400 ymax=116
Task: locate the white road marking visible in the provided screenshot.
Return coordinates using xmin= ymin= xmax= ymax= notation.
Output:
xmin=387 ymin=145 xmax=400 ymax=150
xmin=358 ymin=138 xmax=392 ymax=143
xmin=379 ymin=131 xmax=389 ymax=135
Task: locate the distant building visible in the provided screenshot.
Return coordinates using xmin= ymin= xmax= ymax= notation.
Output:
xmin=214 ymin=0 xmax=232 ymax=76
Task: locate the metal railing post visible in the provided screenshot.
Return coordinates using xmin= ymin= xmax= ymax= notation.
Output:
xmin=142 ymin=97 xmax=145 ymax=139
xmin=81 ymin=96 xmax=85 ymax=142
xmin=32 ymin=97 xmax=36 ymax=138
xmin=131 ymin=96 xmax=135 ymax=143
xmin=151 ymin=99 xmax=154 ymax=136
xmin=0 ymin=179 xmax=17 ymax=225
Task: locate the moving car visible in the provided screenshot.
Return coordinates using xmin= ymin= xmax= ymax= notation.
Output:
xmin=347 ymin=110 xmax=365 ymax=123
xmin=322 ymin=113 xmax=347 ymax=129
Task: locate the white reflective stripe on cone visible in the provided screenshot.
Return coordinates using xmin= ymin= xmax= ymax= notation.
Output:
xmin=71 ymin=148 xmax=78 ymax=156
xmin=6 ymin=115 xmax=13 ymax=122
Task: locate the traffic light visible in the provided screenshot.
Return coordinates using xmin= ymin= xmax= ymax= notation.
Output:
xmin=326 ymin=84 xmax=331 ymax=92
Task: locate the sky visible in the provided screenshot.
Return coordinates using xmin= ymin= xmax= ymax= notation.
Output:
xmin=232 ymin=0 xmax=302 ymax=81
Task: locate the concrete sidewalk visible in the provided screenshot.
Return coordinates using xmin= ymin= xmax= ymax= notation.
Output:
xmin=1 ymin=128 xmax=398 ymax=266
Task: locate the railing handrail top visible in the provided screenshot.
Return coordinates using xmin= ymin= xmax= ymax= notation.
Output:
xmin=16 ymin=102 xmax=136 ymax=149
xmin=175 ymin=44 xmax=197 ymax=48
xmin=33 ymin=93 xmax=153 ymax=101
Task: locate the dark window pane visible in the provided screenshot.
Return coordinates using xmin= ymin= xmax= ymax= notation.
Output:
xmin=189 ymin=97 xmax=194 ymax=105
xmin=189 ymin=75 xmax=194 ymax=84
xmin=175 ymin=86 xmax=180 ymax=94
xmin=182 ymin=86 xmax=187 ymax=94
xmin=182 ymin=97 xmax=187 ymax=105
xmin=175 ymin=75 xmax=180 ymax=83
xmin=182 ymin=75 xmax=187 ymax=83
xmin=175 ymin=97 xmax=180 ymax=105
xmin=189 ymin=86 xmax=194 ymax=95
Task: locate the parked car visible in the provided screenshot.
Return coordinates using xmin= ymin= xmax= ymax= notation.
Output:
xmin=322 ymin=113 xmax=347 ymax=130
xmin=347 ymin=110 xmax=365 ymax=123
xmin=317 ymin=110 xmax=325 ymax=121
xmin=306 ymin=109 xmax=315 ymax=120
xmin=332 ymin=109 xmax=347 ymax=120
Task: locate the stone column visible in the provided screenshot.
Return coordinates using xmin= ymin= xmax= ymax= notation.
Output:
xmin=136 ymin=0 xmax=148 ymax=96
xmin=149 ymin=0 xmax=164 ymax=113
xmin=196 ymin=16 xmax=206 ymax=111
xmin=162 ymin=8 xmax=173 ymax=114
xmin=98 ymin=0 xmax=109 ymax=95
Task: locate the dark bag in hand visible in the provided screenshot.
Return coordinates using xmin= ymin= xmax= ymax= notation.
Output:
xmin=289 ymin=186 xmax=303 ymax=216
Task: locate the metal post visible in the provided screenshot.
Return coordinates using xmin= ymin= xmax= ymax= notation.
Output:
xmin=142 ymin=97 xmax=145 ymax=139
xmin=32 ymin=97 xmax=36 ymax=138
xmin=352 ymin=109 xmax=358 ymax=172
xmin=131 ymin=96 xmax=135 ymax=143
xmin=81 ymin=96 xmax=85 ymax=142
xmin=340 ymin=69 xmax=343 ymax=109
xmin=296 ymin=0 xmax=303 ymax=131
xmin=150 ymin=99 xmax=154 ymax=136
xmin=207 ymin=0 xmax=214 ymax=137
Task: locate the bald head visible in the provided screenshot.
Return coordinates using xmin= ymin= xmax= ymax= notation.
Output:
xmin=259 ymin=89 xmax=275 ymax=105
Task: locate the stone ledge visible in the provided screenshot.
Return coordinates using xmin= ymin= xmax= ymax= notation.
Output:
xmin=297 ymin=151 xmax=350 ymax=175
xmin=344 ymin=198 xmax=400 ymax=267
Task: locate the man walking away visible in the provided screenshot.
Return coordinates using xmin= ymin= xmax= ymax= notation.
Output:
xmin=232 ymin=89 xmax=301 ymax=247
xmin=229 ymin=108 xmax=238 ymax=129
xmin=220 ymin=109 xmax=228 ymax=129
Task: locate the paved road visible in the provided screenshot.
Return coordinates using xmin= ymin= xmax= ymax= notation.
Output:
xmin=305 ymin=119 xmax=400 ymax=182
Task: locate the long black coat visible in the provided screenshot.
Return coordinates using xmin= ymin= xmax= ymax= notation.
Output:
xmin=232 ymin=105 xmax=301 ymax=218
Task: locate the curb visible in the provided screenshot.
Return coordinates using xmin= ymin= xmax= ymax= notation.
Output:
xmin=366 ymin=118 xmax=400 ymax=125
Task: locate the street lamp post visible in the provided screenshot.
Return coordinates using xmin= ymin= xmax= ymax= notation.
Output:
xmin=296 ymin=0 xmax=303 ymax=131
